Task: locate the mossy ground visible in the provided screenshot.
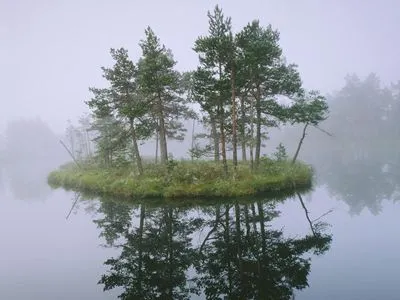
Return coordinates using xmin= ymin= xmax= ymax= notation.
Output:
xmin=47 ymin=158 xmax=313 ymax=200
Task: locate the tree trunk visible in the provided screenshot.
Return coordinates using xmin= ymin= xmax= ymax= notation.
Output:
xmin=249 ymin=97 xmax=255 ymax=171
xmin=240 ymin=96 xmax=247 ymax=161
xmin=235 ymin=202 xmax=244 ymax=296
xmin=218 ymin=62 xmax=227 ymax=175
xmin=130 ymin=119 xmax=143 ymax=176
xmin=249 ymin=145 xmax=254 ymax=171
xmin=224 ymin=205 xmax=232 ymax=297
xmin=220 ymin=110 xmax=228 ymax=176
xmin=251 ymin=203 xmax=257 ymax=232
xmin=155 ymin=126 xmax=159 ymax=164
xmin=166 ymin=207 xmax=174 ymax=299
xmin=257 ymin=201 xmax=266 ymax=255
xmin=255 ymin=86 xmax=262 ymax=169
xmin=157 ymin=96 xmax=168 ymax=164
xmin=211 ymin=116 xmax=220 ymax=161
xmin=137 ymin=204 xmax=145 ymax=297
xmin=244 ymin=204 xmax=250 ymax=236
xmin=231 ymin=64 xmax=238 ymax=168
xmin=292 ymin=123 xmax=308 ymax=164
xmin=191 ymin=119 xmax=195 ymax=161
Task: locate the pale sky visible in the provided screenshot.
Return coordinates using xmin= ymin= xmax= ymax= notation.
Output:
xmin=1 ymin=0 xmax=399 ymax=133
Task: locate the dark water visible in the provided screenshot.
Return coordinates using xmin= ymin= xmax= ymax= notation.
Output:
xmin=1 ymin=166 xmax=399 ymax=300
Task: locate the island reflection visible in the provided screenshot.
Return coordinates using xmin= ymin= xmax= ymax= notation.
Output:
xmin=81 ymin=194 xmax=333 ymax=300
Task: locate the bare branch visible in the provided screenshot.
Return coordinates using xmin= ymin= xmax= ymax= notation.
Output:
xmin=313 ymin=125 xmax=334 ymax=137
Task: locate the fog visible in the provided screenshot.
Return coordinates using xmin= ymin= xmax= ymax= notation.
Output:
xmin=2 ymin=0 xmax=400 ymax=175
xmin=1 ymin=0 xmax=399 ymax=133
xmin=0 ymin=0 xmax=399 ymax=209
xmin=1 ymin=1 xmax=400 ymax=299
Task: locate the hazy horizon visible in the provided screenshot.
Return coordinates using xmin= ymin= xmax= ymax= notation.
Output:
xmin=2 ymin=0 xmax=399 ymax=134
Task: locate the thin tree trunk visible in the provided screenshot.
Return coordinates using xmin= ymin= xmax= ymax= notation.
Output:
xmin=132 ymin=130 xmax=143 ymax=176
xmin=249 ymin=97 xmax=255 ymax=171
xmin=137 ymin=204 xmax=145 ymax=297
xmin=231 ymin=64 xmax=238 ymax=168
xmin=235 ymin=202 xmax=244 ymax=297
xmin=224 ymin=205 xmax=232 ymax=297
xmin=249 ymin=146 xmax=254 ymax=171
xmin=244 ymin=204 xmax=250 ymax=236
xmin=257 ymin=201 xmax=266 ymax=254
xmin=211 ymin=116 xmax=219 ymax=161
xmin=218 ymin=62 xmax=227 ymax=175
xmin=292 ymin=123 xmax=308 ymax=164
xmin=157 ymin=97 xmax=168 ymax=164
xmin=155 ymin=129 xmax=159 ymax=164
xmin=167 ymin=207 xmax=173 ymax=299
xmin=251 ymin=203 xmax=257 ymax=232
xmin=220 ymin=112 xmax=228 ymax=176
xmin=191 ymin=119 xmax=195 ymax=161
xmin=130 ymin=119 xmax=143 ymax=175
xmin=255 ymin=86 xmax=262 ymax=169
xmin=240 ymin=96 xmax=247 ymax=161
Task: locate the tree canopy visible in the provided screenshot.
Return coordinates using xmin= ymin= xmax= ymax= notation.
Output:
xmin=65 ymin=5 xmax=328 ymax=178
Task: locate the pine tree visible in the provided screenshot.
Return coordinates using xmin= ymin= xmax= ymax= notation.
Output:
xmin=193 ymin=5 xmax=234 ymax=175
xmin=87 ymin=48 xmax=151 ymax=175
xmin=137 ymin=27 xmax=192 ymax=164
xmin=236 ymin=20 xmax=302 ymax=169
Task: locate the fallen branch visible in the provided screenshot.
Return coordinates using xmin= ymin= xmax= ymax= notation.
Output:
xmin=66 ymin=193 xmax=81 ymax=220
xmin=59 ymin=140 xmax=82 ymax=169
xmin=313 ymin=125 xmax=334 ymax=137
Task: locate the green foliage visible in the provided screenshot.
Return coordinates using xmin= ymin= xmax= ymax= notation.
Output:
xmin=235 ymin=19 xmax=303 ymax=142
xmin=188 ymin=143 xmax=213 ymax=160
xmin=137 ymin=27 xmax=193 ymax=139
xmin=288 ymin=90 xmax=329 ymax=126
xmin=273 ymin=143 xmax=288 ymax=161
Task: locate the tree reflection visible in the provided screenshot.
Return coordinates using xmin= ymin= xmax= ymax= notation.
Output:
xmin=194 ymin=201 xmax=331 ymax=299
xmin=96 ymin=202 xmax=203 ymax=299
xmin=323 ymin=160 xmax=395 ymax=215
xmin=95 ymin=197 xmax=332 ymax=299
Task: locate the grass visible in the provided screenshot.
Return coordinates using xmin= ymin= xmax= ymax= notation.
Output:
xmin=47 ymin=158 xmax=313 ymax=201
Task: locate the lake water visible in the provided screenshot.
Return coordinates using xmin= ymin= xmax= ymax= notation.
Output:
xmin=1 ymin=165 xmax=399 ymax=300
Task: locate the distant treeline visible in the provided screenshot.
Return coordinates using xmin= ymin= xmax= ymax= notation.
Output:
xmin=0 ymin=118 xmax=68 ymax=167
xmin=277 ymin=73 xmax=400 ymax=215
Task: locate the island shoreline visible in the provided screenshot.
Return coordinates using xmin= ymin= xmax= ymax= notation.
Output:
xmin=47 ymin=159 xmax=314 ymax=201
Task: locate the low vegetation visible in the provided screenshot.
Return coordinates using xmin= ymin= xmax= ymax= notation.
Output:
xmin=48 ymin=158 xmax=313 ymax=200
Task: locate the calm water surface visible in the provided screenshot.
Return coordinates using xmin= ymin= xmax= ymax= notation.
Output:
xmin=0 ymin=166 xmax=399 ymax=300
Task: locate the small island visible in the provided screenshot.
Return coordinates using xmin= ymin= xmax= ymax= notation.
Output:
xmin=48 ymin=6 xmax=328 ymax=200
xmin=48 ymin=159 xmax=313 ymax=199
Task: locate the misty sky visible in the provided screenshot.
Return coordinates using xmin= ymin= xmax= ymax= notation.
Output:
xmin=1 ymin=0 xmax=399 ymax=134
